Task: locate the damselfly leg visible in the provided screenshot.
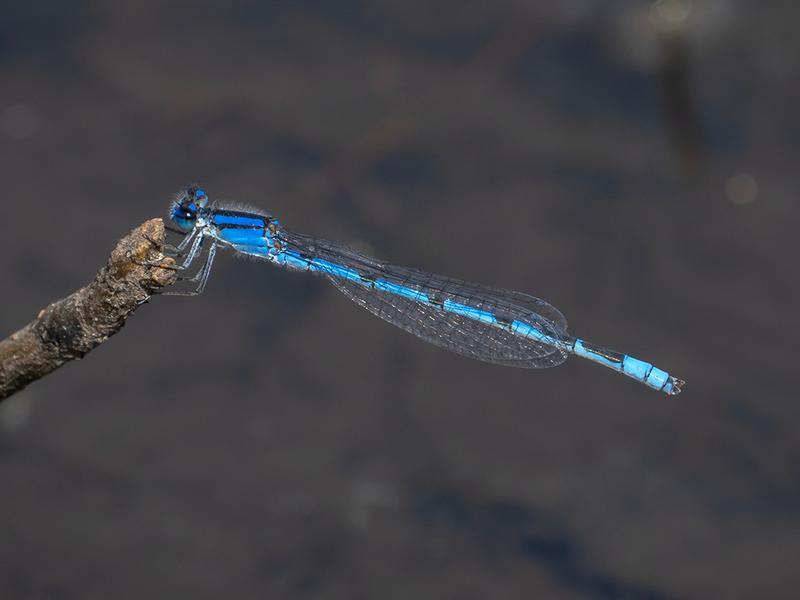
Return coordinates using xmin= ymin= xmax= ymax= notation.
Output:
xmin=159 ymin=240 xmax=218 ymax=296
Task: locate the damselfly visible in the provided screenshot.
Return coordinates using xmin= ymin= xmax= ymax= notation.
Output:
xmin=163 ymin=187 xmax=684 ymax=395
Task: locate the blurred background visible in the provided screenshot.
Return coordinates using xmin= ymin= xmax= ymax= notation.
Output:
xmin=0 ymin=1 xmax=798 ymax=598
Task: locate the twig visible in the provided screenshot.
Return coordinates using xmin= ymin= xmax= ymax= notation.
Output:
xmin=0 ymin=219 xmax=176 ymax=401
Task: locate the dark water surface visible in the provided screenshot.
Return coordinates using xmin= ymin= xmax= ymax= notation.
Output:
xmin=0 ymin=2 xmax=797 ymax=598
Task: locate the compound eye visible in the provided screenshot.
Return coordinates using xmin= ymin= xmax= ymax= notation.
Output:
xmin=170 ymin=196 xmax=200 ymax=231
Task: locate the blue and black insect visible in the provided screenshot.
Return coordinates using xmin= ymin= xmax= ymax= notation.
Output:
xmin=165 ymin=186 xmax=684 ymax=395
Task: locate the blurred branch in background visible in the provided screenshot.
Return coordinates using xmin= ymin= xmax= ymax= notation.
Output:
xmin=652 ymin=0 xmax=706 ymax=178
xmin=0 ymin=219 xmax=176 ymax=401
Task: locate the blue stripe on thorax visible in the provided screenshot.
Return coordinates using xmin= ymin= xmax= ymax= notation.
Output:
xmin=231 ymin=244 xmax=271 ymax=257
xmin=219 ymin=227 xmax=269 ymax=246
xmin=212 ymin=212 xmax=267 ymax=228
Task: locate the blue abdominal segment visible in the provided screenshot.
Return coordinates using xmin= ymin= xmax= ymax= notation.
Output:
xmin=376 ymin=280 xmax=430 ymax=303
xmin=572 ymin=339 xmax=679 ymax=393
xmin=310 ymin=258 xmax=363 ymax=283
xmin=511 ymin=320 xmax=560 ymax=345
xmin=443 ymin=299 xmax=496 ymax=325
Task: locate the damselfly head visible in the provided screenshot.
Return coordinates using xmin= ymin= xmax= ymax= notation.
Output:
xmin=170 ymin=186 xmax=209 ymax=232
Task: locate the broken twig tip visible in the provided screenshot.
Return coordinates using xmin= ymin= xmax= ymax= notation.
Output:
xmin=0 ymin=218 xmax=178 ymax=401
